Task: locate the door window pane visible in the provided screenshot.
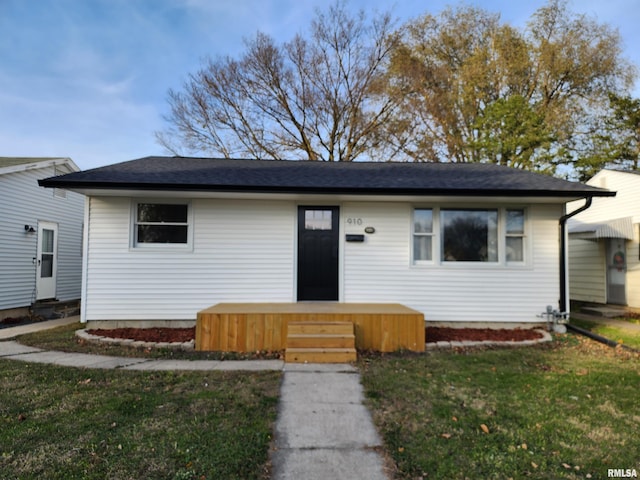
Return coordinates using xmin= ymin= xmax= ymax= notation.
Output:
xmin=41 ymin=254 xmax=53 ymax=278
xmin=305 ymin=210 xmax=333 ymax=230
xmin=441 ymin=210 xmax=498 ymax=262
xmin=42 ymin=229 xmax=54 ymax=253
xmin=40 ymin=229 xmax=54 ymax=277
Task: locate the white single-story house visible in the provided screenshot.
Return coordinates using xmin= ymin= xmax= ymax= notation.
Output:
xmin=1 ymin=157 xmax=84 ymax=319
xmin=39 ymin=157 xmax=613 ymax=329
xmin=568 ymin=169 xmax=640 ymax=307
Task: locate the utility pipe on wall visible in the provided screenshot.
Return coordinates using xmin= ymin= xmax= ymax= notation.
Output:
xmin=558 ymin=197 xmax=593 ymax=313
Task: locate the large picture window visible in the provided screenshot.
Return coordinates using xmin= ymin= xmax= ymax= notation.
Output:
xmin=134 ymin=203 xmax=189 ymax=245
xmin=413 ymin=207 xmax=526 ymax=265
xmin=442 ymin=209 xmax=498 ymax=262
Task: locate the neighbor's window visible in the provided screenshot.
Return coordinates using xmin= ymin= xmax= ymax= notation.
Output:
xmin=413 ymin=209 xmax=433 ymax=262
xmin=441 ymin=209 xmax=498 ymax=262
xmin=506 ymin=209 xmax=525 ymax=262
xmin=135 ymin=203 xmax=189 ymax=245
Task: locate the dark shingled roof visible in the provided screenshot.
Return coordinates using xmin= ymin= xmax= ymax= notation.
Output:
xmin=39 ymin=156 xmax=613 ymax=198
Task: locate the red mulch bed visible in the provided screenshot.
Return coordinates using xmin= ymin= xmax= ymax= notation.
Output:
xmin=426 ymin=327 xmax=543 ymax=343
xmin=87 ymin=327 xmax=196 ymax=343
xmin=87 ymin=326 xmax=542 ymax=344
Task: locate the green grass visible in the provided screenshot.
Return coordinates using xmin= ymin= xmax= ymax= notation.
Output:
xmin=0 ymin=360 xmax=280 ymax=479
xmin=570 ymin=317 xmax=640 ymax=350
xmin=9 ymin=323 xmax=640 ymax=479
xmin=360 ymin=336 xmax=640 ymax=480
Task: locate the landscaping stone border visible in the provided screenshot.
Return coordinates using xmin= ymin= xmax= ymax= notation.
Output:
xmin=425 ymin=329 xmax=552 ymax=350
xmin=75 ymin=329 xmax=195 ymax=351
xmin=77 ymin=328 xmax=551 ymax=352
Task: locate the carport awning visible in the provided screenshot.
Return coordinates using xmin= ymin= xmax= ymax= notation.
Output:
xmin=569 ymin=216 xmax=635 ymax=240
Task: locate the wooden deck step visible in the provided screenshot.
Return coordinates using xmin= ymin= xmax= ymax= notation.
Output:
xmin=287 ymin=321 xmax=354 ymax=335
xmin=285 ymin=321 xmax=356 ymax=363
xmin=287 ymin=333 xmax=355 ymax=349
xmin=285 ymin=348 xmax=357 ymax=363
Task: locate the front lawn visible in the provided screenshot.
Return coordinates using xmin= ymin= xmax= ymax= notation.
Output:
xmin=0 ymin=360 xmax=280 ymax=479
xmin=570 ymin=317 xmax=640 ymax=350
xmin=6 ymin=324 xmax=640 ymax=479
xmin=360 ymin=336 xmax=640 ymax=479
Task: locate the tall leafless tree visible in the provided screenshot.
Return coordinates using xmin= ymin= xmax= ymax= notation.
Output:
xmin=157 ymin=2 xmax=401 ymax=161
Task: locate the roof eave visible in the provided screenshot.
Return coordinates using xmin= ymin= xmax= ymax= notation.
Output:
xmin=38 ymin=179 xmax=614 ymax=199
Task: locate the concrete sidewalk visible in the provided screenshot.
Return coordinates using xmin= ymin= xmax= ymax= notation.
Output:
xmin=571 ymin=312 xmax=640 ymax=333
xmin=0 ymin=315 xmax=81 ymax=340
xmin=271 ymin=363 xmax=389 ymax=480
xmin=0 ymin=340 xmax=283 ymax=371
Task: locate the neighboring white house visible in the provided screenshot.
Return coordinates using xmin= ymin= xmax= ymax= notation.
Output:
xmin=0 ymin=157 xmax=84 ymax=318
xmin=568 ymin=169 xmax=640 ymax=307
xmin=39 ymin=157 xmax=613 ymax=328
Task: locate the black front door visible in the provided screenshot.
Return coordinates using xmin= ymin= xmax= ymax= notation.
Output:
xmin=297 ymin=206 xmax=339 ymax=301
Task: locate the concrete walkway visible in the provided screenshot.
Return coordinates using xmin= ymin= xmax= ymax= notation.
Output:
xmin=271 ymin=363 xmax=389 ymax=480
xmin=572 ymin=311 xmax=640 ymax=333
xmin=0 ymin=318 xmax=390 ymax=479
xmin=0 ymin=340 xmax=284 ymax=371
xmin=0 ymin=315 xmax=80 ymax=340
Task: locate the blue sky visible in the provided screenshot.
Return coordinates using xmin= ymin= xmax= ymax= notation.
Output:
xmin=2 ymin=0 xmax=639 ymax=170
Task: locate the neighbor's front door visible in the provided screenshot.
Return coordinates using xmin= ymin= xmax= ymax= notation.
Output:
xmin=36 ymin=221 xmax=58 ymax=300
xmin=606 ymin=238 xmax=627 ymax=305
xmin=297 ymin=206 xmax=339 ymax=301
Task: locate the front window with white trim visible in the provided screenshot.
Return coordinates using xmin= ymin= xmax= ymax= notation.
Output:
xmin=413 ymin=207 xmax=526 ymax=265
xmin=133 ymin=202 xmax=190 ymax=246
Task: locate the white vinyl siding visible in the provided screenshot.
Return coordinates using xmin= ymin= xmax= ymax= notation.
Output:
xmin=343 ymin=202 xmax=561 ymax=324
xmin=85 ymin=196 xmax=563 ymax=324
xmin=83 ymin=197 xmax=295 ymax=321
xmin=0 ymin=164 xmax=83 ymax=310
xmin=568 ymin=170 xmax=640 ymax=308
xmin=568 ymin=238 xmax=606 ymax=304
xmin=627 ymin=224 xmax=640 ymax=307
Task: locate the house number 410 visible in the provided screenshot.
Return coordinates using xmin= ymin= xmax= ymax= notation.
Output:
xmin=346 ymin=217 xmax=363 ymax=225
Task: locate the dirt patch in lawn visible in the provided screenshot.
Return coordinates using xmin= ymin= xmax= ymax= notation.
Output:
xmin=87 ymin=326 xmax=543 ymax=344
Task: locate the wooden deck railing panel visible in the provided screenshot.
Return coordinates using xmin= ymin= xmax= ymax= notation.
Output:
xmin=196 ymin=303 xmax=425 ymax=353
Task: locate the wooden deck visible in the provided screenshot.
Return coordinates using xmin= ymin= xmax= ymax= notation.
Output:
xmin=196 ymin=302 xmax=425 ymax=353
